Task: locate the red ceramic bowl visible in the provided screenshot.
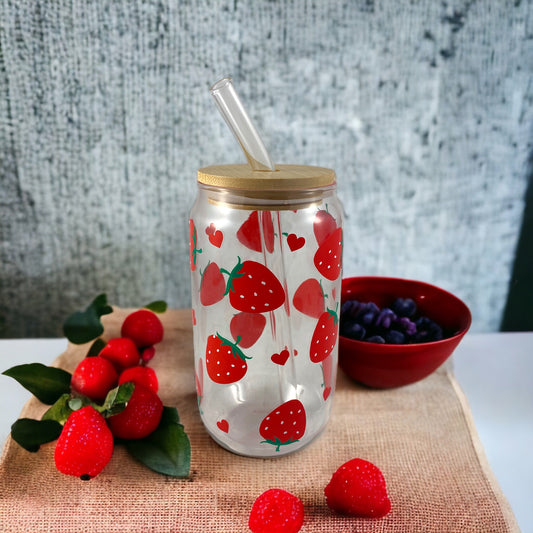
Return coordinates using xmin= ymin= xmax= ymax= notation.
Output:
xmin=339 ymin=276 xmax=471 ymax=388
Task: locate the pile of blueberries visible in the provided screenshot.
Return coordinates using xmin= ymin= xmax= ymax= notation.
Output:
xmin=340 ymin=297 xmax=445 ymax=344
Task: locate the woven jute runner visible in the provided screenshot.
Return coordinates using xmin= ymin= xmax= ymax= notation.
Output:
xmin=0 ymin=309 xmax=519 ymax=532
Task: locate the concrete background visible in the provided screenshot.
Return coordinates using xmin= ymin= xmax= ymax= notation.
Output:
xmin=1 ymin=0 xmax=532 ymax=337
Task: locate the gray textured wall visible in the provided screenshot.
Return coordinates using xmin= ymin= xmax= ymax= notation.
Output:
xmin=1 ymin=0 xmax=531 ymax=337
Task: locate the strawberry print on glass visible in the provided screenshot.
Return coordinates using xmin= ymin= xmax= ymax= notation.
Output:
xmin=190 ymin=164 xmax=343 ymax=457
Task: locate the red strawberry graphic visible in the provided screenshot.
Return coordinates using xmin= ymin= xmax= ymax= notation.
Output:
xmin=322 ymin=353 xmax=334 ymax=400
xmin=292 ymin=278 xmax=325 ymax=319
xmin=237 ymin=211 xmax=275 ymax=253
xmin=313 ymin=209 xmax=337 ymax=246
xmin=230 ymin=312 xmax=267 ymax=348
xmin=200 ymin=262 xmax=225 ymax=306
xmin=260 ymin=399 xmax=306 ymax=451
xmin=205 ymin=333 xmax=251 ymax=384
xmin=188 ymin=219 xmax=202 ymax=271
xmin=314 ymin=227 xmax=343 ymax=281
xmin=224 ymin=258 xmax=285 ymax=313
xmin=310 ymin=306 xmax=339 ymax=363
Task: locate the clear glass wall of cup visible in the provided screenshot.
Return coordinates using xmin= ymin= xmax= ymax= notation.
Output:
xmin=189 ymin=164 xmax=343 ymax=457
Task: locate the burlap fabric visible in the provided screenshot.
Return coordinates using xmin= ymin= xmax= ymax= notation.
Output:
xmin=0 ymin=309 xmax=519 ymax=532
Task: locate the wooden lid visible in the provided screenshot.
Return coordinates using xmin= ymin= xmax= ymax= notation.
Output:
xmin=197 ymin=164 xmax=336 ymax=191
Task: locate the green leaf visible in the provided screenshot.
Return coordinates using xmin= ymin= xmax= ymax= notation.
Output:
xmin=86 ymin=338 xmax=106 ymax=357
xmin=62 ymin=293 xmax=113 ymax=344
xmin=124 ymin=406 xmax=190 ymax=477
xmin=144 ymin=300 xmax=167 ymax=313
xmin=98 ymin=382 xmax=134 ymax=417
xmin=41 ymin=393 xmax=74 ymax=425
xmin=11 ymin=418 xmax=63 ymax=452
xmin=2 ymin=363 xmax=72 ymax=405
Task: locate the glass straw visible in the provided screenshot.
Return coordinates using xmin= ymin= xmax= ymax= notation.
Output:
xmin=210 ymin=77 xmax=275 ymax=172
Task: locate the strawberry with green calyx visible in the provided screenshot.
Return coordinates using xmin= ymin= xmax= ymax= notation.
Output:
xmin=259 ymin=399 xmax=306 ymax=452
xmin=222 ymin=257 xmax=285 ymax=314
xmin=205 ymin=333 xmax=251 ymax=384
xmin=54 ymin=406 xmax=114 ymax=480
xmin=71 ymin=356 xmax=118 ymax=402
xmin=310 ymin=304 xmax=339 ymax=363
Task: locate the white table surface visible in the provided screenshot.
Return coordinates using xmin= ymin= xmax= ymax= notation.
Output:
xmin=1 ymin=333 xmax=531 ymax=532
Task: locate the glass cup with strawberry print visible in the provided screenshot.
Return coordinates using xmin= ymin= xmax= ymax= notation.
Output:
xmin=189 ymin=164 xmax=343 ymax=457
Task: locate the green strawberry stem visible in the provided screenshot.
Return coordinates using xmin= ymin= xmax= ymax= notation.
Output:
xmin=191 ymin=230 xmax=202 ymax=268
xmin=216 ymin=332 xmax=251 ymax=361
xmin=261 ymin=437 xmax=299 ymax=452
xmin=221 ymin=256 xmax=245 ymax=296
xmin=326 ymin=303 xmax=339 ymax=324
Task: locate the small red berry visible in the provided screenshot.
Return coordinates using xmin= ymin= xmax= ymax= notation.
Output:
xmin=107 ymin=384 xmax=163 ymax=439
xmin=54 ymin=406 xmax=114 ymax=479
xmin=121 ymin=309 xmax=164 ymax=349
xmin=99 ymin=337 xmax=140 ymax=371
xmin=248 ymin=489 xmax=304 ymax=533
xmin=141 ymin=345 xmax=156 ymax=364
xmin=118 ymin=366 xmax=159 ymax=394
xmin=71 ymin=357 xmax=118 ymax=402
xmin=324 ymin=458 xmax=391 ymax=518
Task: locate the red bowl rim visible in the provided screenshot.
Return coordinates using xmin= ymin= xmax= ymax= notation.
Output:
xmin=340 ymin=275 xmax=472 ymax=350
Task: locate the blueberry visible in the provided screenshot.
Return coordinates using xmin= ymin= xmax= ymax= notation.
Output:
xmin=341 ymin=299 xmax=360 ymax=319
xmin=395 ymin=316 xmax=417 ymax=337
xmin=366 ymin=335 xmax=386 ymax=344
xmin=341 ymin=320 xmax=366 ymax=340
xmin=391 ymin=297 xmax=417 ymax=318
xmin=414 ymin=316 xmax=443 ymax=342
xmin=384 ymin=330 xmax=406 ymax=344
xmin=355 ymin=302 xmax=380 ymax=327
xmin=375 ymin=307 xmax=397 ymax=329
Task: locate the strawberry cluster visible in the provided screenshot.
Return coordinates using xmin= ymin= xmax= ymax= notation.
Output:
xmin=3 ymin=296 xmax=190 ymax=480
xmin=249 ymin=458 xmax=391 ymax=532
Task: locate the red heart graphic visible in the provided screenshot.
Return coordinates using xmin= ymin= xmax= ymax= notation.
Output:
xmin=323 ymin=386 xmax=332 ymax=401
xmin=287 ymin=233 xmax=305 ymax=251
xmin=217 ymin=419 xmax=229 ymax=433
xmin=209 ymin=230 xmax=223 ymax=248
xmin=271 ymin=349 xmax=290 ymax=366
xmin=205 ymin=223 xmax=216 ymax=236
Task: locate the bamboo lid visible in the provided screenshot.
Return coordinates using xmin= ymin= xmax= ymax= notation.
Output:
xmin=197 ymin=164 xmax=336 ymax=191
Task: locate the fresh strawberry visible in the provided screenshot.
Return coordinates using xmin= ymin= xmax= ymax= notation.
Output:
xmin=205 ymin=333 xmax=250 ymax=384
xmin=199 ymin=262 xmax=226 ymax=306
xmin=118 ymin=365 xmax=158 ymax=394
xmin=189 ymin=219 xmax=202 ymax=271
xmin=292 ymin=278 xmax=325 ymax=319
xmin=230 ymin=312 xmax=266 ymax=348
xmin=98 ymin=337 xmax=140 ymax=371
xmin=107 ymin=384 xmax=163 ymax=440
xmin=71 ymin=356 xmax=118 ymax=402
xmin=224 ymin=258 xmax=285 ymax=313
xmin=313 ymin=209 xmax=337 ymax=246
xmin=237 ymin=211 xmax=275 ymax=253
xmin=310 ymin=307 xmax=339 ymax=363
xmin=314 ymin=227 xmax=343 ymax=281
xmin=259 ymin=399 xmax=306 ymax=452
xmin=324 ymin=458 xmax=391 ymax=518
xmin=54 ymin=406 xmax=114 ymax=479
xmin=249 ymin=488 xmax=304 ymax=533
xmin=121 ymin=309 xmax=164 ymax=349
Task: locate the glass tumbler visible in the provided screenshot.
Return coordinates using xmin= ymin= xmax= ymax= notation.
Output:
xmin=189 ymin=164 xmax=343 ymax=457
